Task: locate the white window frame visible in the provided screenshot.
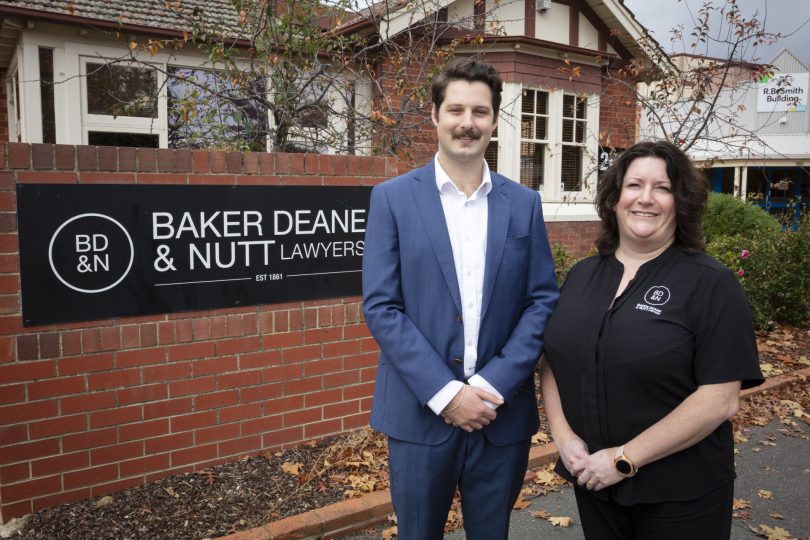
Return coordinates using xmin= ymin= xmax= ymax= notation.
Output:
xmin=6 ymin=54 xmax=22 ymax=143
xmin=497 ymin=82 xmax=599 ymax=205
xmin=559 ymin=92 xmax=589 ymax=193
xmin=518 ymin=87 xmax=550 ymax=192
xmin=79 ymin=55 xmax=167 ymax=147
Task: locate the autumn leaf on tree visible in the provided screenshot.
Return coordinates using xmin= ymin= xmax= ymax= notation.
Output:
xmin=281 ymin=462 xmax=304 ymax=475
xmin=549 ymin=516 xmax=574 ymax=527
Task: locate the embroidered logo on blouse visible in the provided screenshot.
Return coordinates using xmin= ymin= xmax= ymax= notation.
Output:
xmin=636 ymin=286 xmax=671 ymax=316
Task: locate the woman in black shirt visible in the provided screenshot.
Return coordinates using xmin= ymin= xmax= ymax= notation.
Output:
xmin=540 ymin=140 xmax=763 ymax=539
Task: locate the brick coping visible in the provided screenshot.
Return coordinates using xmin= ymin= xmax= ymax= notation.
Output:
xmin=224 ymin=366 xmax=810 ymax=540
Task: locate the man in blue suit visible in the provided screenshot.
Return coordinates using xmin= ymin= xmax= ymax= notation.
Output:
xmin=362 ymin=58 xmax=559 ymax=540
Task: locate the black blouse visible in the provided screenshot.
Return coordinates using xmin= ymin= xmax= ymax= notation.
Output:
xmin=544 ymin=245 xmax=763 ymax=505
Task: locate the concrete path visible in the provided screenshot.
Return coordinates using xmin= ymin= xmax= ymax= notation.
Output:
xmin=344 ymin=420 xmax=810 ymax=539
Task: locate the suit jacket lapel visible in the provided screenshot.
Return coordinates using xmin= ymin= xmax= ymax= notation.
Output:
xmin=411 ymin=162 xmax=462 ymax=314
xmin=481 ymin=174 xmax=511 ymax=319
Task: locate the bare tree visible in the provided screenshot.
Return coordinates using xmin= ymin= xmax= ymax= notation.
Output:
xmin=618 ymin=0 xmax=783 ymax=154
xmin=120 ymin=0 xmax=510 ymax=159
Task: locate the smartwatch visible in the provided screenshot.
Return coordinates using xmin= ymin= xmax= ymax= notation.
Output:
xmin=614 ymin=445 xmax=638 ymax=478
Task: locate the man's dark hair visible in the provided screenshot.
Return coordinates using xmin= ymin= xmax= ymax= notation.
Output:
xmin=595 ymin=140 xmax=709 ymax=254
xmin=431 ymin=57 xmax=503 ymax=116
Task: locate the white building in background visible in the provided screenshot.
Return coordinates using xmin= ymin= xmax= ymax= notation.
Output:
xmin=642 ymin=48 xmax=810 ymax=226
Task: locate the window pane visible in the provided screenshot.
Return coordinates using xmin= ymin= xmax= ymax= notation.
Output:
xmin=86 ymin=62 xmax=157 ymax=118
xmin=521 ymin=117 xmax=533 ymax=139
xmin=536 ymin=91 xmax=548 ymax=115
xmin=522 ymin=90 xmax=534 ymax=113
xmin=563 ymin=94 xmax=575 ymax=117
xmin=520 ymin=142 xmax=544 ymax=191
xmin=535 ymin=117 xmax=546 ymax=140
xmin=576 ymin=96 xmax=586 ymax=118
xmin=485 ymin=140 xmax=498 ymax=172
xmin=88 ymin=131 xmax=159 ymax=147
xmin=562 ymin=119 xmax=574 ymax=142
xmin=167 ymin=67 xmax=267 ymax=151
xmin=575 ymin=120 xmax=585 ymax=143
xmin=561 ymin=145 xmax=583 ymax=191
xmin=39 ymin=48 xmax=56 ymax=144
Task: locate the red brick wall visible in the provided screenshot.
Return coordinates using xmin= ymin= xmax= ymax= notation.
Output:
xmin=546 ymin=220 xmax=600 ymax=257
xmin=598 ymin=70 xmax=639 ymax=149
xmin=0 ymin=143 xmax=397 ymax=521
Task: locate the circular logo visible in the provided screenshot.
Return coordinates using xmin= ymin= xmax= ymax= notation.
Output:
xmin=48 ymin=213 xmax=134 ymax=294
xmin=643 ymin=285 xmax=671 ymax=306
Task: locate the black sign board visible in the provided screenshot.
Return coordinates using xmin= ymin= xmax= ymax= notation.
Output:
xmin=16 ymin=184 xmax=372 ymax=326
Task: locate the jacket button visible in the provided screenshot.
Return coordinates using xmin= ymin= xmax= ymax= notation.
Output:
xmin=456 ymin=314 xmax=463 ymax=323
xmin=453 ymin=357 xmax=463 ymax=365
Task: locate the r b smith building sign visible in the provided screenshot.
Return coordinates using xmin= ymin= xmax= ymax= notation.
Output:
xmin=16 ymin=184 xmax=371 ymax=326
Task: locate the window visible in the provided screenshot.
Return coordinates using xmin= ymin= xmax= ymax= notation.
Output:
xmin=167 ymin=67 xmax=267 ymax=151
xmin=82 ymin=58 xmax=162 ymax=147
xmin=86 ymin=62 xmax=157 ymax=118
xmin=485 ymin=125 xmax=498 ymax=172
xmin=561 ymin=94 xmax=587 ymax=191
xmin=520 ymin=89 xmax=549 ymax=191
xmin=39 ymin=48 xmax=56 ymax=144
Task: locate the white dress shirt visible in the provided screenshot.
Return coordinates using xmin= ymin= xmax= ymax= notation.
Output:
xmin=427 ymin=156 xmax=505 ymax=415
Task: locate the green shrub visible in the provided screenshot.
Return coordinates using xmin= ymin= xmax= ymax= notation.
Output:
xmin=551 ymin=243 xmax=577 ymax=286
xmin=706 ymin=213 xmax=810 ymax=327
xmin=703 ymin=192 xmax=780 ymax=243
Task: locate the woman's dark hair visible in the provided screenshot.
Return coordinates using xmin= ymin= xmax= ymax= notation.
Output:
xmin=431 ymin=57 xmax=503 ymax=117
xmin=595 ymin=140 xmax=708 ymax=254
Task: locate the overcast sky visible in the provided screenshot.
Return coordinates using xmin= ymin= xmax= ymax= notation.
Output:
xmin=623 ymin=0 xmax=810 ymax=68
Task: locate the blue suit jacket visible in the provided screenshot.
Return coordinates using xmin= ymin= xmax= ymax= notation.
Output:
xmin=362 ymin=161 xmax=559 ymax=446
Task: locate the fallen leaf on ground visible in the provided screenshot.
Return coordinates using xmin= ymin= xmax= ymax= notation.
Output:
xmin=757 ymin=489 xmax=773 ymax=500
xmin=733 ymin=498 xmax=751 ymax=510
xmin=768 ymin=512 xmax=785 ymax=520
xmin=761 ymin=363 xmax=784 ymax=377
xmin=756 ymin=524 xmax=796 ymax=540
xmin=513 ymin=492 xmax=532 ymax=509
xmin=549 ymin=516 xmax=573 ymax=527
xmin=281 ymin=462 xmax=303 ymax=475
xmin=530 ymin=510 xmax=551 ymax=519
xmin=534 ymin=469 xmax=558 ymax=485
xmin=532 ymin=432 xmax=551 ymax=444
xmin=381 ymin=526 xmax=398 ymax=539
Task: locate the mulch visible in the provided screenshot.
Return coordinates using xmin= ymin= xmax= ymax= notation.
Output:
xmin=9 ymin=323 xmax=810 ymax=540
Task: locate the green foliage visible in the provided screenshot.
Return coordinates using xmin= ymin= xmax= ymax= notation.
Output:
xmin=706 ymin=212 xmax=810 ymax=327
xmin=551 ymin=243 xmax=577 ymax=287
xmin=702 ymin=192 xmax=780 ymax=243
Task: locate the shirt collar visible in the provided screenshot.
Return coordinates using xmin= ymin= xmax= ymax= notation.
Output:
xmin=434 ymin=154 xmax=492 ymax=199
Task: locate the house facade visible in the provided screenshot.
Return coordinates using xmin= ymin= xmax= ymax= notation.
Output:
xmin=1 ymin=0 xmax=662 ymax=227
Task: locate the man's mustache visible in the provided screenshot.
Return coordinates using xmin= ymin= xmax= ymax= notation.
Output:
xmin=452 ymin=128 xmax=482 ymax=140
